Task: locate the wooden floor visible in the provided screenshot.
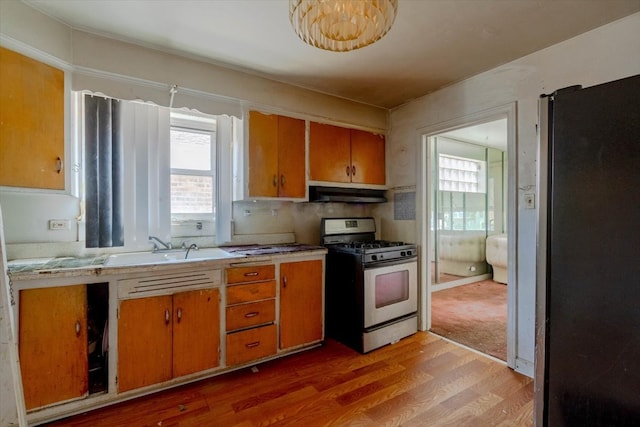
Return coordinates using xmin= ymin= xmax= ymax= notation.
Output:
xmin=46 ymin=332 xmax=533 ymax=427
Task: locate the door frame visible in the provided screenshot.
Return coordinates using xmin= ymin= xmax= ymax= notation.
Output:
xmin=416 ymin=102 xmax=517 ymax=368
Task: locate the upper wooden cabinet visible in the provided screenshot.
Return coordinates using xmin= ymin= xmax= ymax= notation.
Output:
xmin=0 ymin=47 xmax=65 ymax=189
xmin=309 ymin=122 xmax=385 ymax=186
xmin=247 ymin=111 xmax=306 ymax=199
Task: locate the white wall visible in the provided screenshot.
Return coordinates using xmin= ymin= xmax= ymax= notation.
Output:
xmin=383 ymin=13 xmax=640 ymax=376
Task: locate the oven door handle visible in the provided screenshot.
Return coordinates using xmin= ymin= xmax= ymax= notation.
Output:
xmin=363 ymin=256 xmax=417 ymax=269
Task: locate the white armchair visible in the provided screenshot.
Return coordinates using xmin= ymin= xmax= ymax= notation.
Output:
xmin=486 ymin=233 xmax=508 ymax=284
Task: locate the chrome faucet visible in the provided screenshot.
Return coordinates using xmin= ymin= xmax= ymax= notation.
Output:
xmin=149 ymin=236 xmax=172 ymax=252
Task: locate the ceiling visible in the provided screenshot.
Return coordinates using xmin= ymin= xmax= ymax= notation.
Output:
xmin=24 ymin=0 xmax=640 ymax=109
xmin=440 ymin=119 xmax=507 ymax=151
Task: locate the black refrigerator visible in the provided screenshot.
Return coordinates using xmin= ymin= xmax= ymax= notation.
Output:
xmin=535 ymin=74 xmax=640 ymax=426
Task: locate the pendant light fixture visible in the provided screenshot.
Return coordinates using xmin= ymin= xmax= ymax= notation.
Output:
xmin=289 ymin=0 xmax=398 ymax=52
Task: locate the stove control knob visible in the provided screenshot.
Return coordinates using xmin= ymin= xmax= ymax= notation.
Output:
xmin=371 ymin=255 xmax=378 ymax=261
xmin=406 ymin=250 xmax=412 ymax=256
xmin=401 ymin=251 xmax=406 ymax=257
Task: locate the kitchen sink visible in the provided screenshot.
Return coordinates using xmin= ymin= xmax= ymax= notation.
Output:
xmin=104 ymin=248 xmax=246 ymax=267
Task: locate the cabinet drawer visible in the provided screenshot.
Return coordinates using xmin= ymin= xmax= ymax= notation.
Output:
xmin=226 ymin=324 xmax=277 ymax=366
xmin=227 ymin=280 xmax=276 ymax=305
xmin=226 ymin=264 xmax=275 ymax=284
xmin=226 ymin=299 xmax=275 ymax=331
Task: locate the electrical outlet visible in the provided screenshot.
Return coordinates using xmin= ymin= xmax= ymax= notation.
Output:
xmin=49 ymin=219 xmax=70 ymax=230
xmin=524 ymin=194 xmax=536 ymax=209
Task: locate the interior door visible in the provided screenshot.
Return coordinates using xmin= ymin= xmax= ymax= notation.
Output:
xmin=19 ymin=285 xmax=87 ymax=410
xmin=118 ymin=296 xmax=173 ymax=392
xmin=172 ymin=289 xmax=220 ymax=377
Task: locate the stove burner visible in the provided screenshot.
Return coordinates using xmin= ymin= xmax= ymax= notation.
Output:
xmin=336 ymin=240 xmax=406 ymax=250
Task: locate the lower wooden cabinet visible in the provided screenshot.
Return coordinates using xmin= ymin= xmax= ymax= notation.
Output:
xmin=19 ymin=285 xmax=88 ymax=410
xmin=117 ymin=288 xmax=220 ymax=392
xmin=225 ymin=264 xmax=277 ymax=366
xmin=279 ymin=260 xmax=324 ymax=350
xmin=226 ymin=324 xmax=277 ymax=366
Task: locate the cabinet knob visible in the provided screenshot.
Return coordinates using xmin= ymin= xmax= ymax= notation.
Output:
xmin=352 ymin=165 xmax=356 ymax=176
xmin=280 ymin=174 xmax=285 ymax=187
xmin=272 ymin=175 xmax=277 ymax=187
xmin=56 ymin=157 xmax=64 ymax=174
xmin=177 ymin=307 xmax=182 ymax=323
xmin=346 ymin=166 xmax=350 ymax=176
xmin=75 ymin=320 xmax=81 ymax=337
xmin=283 ymin=276 xmax=288 ymax=288
xmin=165 ymin=309 xmax=171 ymax=325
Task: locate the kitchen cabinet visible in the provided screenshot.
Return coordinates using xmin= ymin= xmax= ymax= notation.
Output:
xmin=279 ymin=259 xmax=323 ymax=350
xmin=309 ymin=122 xmax=385 ymax=186
xmin=19 ymin=285 xmax=88 ymax=410
xmin=0 ymin=46 xmax=65 ymax=190
xmin=225 ymin=264 xmax=277 ymax=365
xmin=118 ymin=288 xmax=220 ymax=392
xmin=245 ymin=111 xmax=306 ymax=199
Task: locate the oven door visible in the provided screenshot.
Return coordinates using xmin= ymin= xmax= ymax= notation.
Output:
xmin=363 ymin=259 xmax=418 ymax=328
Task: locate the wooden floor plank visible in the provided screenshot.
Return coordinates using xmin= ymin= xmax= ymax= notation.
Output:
xmin=42 ymin=333 xmax=533 ymax=427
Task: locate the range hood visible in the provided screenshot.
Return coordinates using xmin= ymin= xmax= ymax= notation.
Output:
xmin=309 ymin=186 xmax=387 ymax=203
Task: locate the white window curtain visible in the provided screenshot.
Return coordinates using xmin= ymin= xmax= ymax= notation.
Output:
xmin=119 ymin=100 xmax=171 ymax=251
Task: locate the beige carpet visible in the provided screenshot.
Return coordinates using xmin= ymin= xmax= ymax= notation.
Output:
xmin=430 ymin=279 xmax=507 ymax=360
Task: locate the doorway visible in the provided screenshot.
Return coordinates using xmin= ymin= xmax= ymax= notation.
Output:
xmin=417 ymin=104 xmax=516 ymax=368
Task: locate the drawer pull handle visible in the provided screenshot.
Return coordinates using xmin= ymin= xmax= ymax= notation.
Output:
xmin=244 ymin=272 xmax=259 ymax=277
xmin=272 ymin=175 xmax=277 ymax=187
xmin=246 ymin=341 xmax=260 ymax=348
xmin=244 ymin=311 xmax=259 ymax=318
xmin=283 ymin=276 xmax=288 ymax=288
xmin=177 ymin=307 xmax=183 ymax=323
xmin=352 ymin=165 xmax=356 ymax=176
xmin=75 ymin=321 xmax=81 ymax=336
xmin=57 ymin=157 xmax=64 ymax=174
xmin=165 ymin=309 xmax=171 ymax=325
xmin=346 ymin=165 xmax=350 ymax=176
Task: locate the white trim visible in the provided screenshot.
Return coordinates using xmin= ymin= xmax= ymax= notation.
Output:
xmin=0 ymin=34 xmax=72 ymax=71
xmin=71 ymin=66 xmax=242 ymax=118
xmin=416 ymin=102 xmax=518 ymax=369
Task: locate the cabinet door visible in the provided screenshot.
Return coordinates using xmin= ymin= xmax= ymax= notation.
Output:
xmin=277 ymin=115 xmax=306 ymax=198
xmin=309 ymin=122 xmax=351 ymax=183
xmin=0 ymin=47 xmax=65 ymax=189
xmin=19 ymin=285 xmax=87 ymax=410
xmin=248 ymin=111 xmax=279 ymax=197
xmin=173 ymin=289 xmax=220 ymax=377
xmin=350 ymin=129 xmax=386 ymax=185
xmin=118 ymin=296 xmax=173 ymax=392
xmin=279 ymin=260 xmax=323 ymax=349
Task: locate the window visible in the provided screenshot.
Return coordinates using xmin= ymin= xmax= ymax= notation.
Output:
xmin=437 ymin=154 xmax=487 ymax=231
xmin=77 ymin=93 xmax=235 ymax=250
xmin=438 ymin=154 xmax=486 ymax=193
xmin=170 ymin=112 xmax=216 ymax=238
